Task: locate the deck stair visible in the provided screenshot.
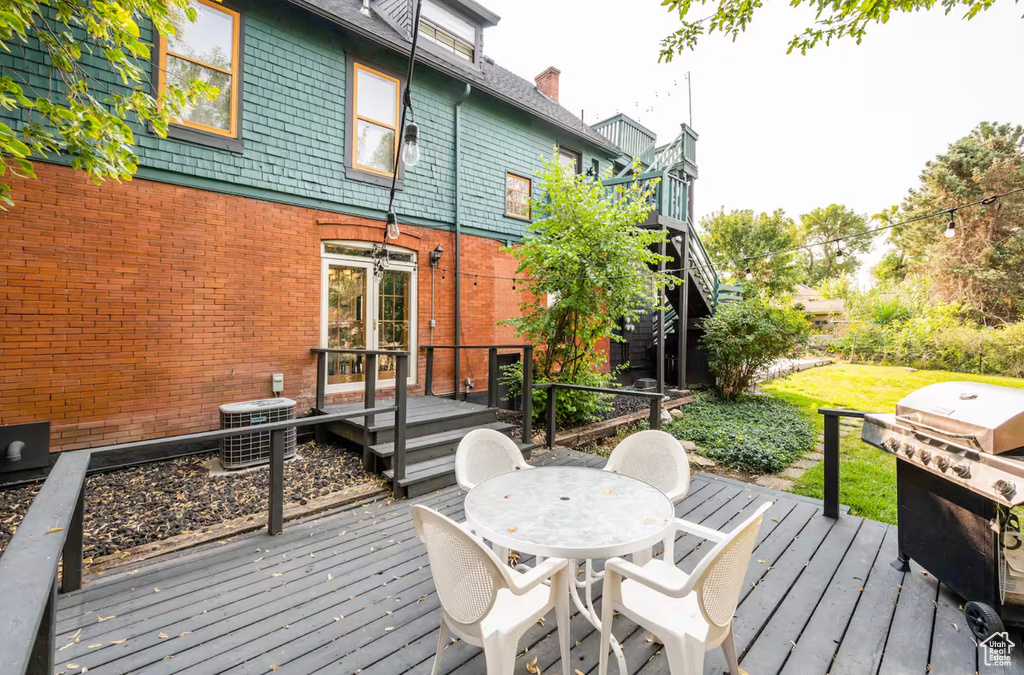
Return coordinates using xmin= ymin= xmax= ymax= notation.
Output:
xmin=320 ymin=396 xmax=535 ymax=497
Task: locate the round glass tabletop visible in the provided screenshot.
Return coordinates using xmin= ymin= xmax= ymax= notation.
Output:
xmin=464 ymin=466 xmax=675 ymax=559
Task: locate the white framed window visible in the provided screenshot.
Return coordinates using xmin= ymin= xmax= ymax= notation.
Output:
xmin=321 ymin=241 xmax=418 ymax=393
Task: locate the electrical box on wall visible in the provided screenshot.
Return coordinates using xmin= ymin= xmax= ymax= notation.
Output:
xmin=272 ymin=373 xmax=284 ymax=395
xmin=0 ymin=421 xmax=50 ymax=475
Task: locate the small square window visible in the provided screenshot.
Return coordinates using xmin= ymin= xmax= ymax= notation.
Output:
xmin=505 ymin=172 xmax=531 ymax=220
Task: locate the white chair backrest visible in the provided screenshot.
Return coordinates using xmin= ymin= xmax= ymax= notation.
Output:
xmin=688 ymin=502 xmax=771 ymax=628
xmin=604 ymin=430 xmax=690 ymax=502
xmin=455 ymin=428 xmax=529 ymax=491
xmin=411 ymin=505 xmax=512 ymax=625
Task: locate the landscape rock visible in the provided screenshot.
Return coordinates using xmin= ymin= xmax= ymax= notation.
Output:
xmin=680 ymin=439 xmax=698 ymax=451
xmin=670 ymin=409 xmax=685 ymax=419
xmin=689 ymin=454 xmax=716 ymax=468
xmin=754 ymin=475 xmax=793 ymax=491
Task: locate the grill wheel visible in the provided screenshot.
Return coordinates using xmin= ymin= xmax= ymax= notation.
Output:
xmin=964 ymin=600 xmax=1005 ymax=640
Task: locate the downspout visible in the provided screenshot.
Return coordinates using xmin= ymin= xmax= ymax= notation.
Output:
xmin=453 ymin=83 xmax=471 ymax=400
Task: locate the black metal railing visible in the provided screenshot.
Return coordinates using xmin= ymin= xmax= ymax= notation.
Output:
xmin=0 ymin=399 xmax=406 ymax=675
xmin=818 ymin=408 xmax=867 ymax=519
xmin=310 ymin=348 xmax=410 ymax=476
xmin=532 ymin=383 xmax=666 ymax=450
xmin=421 ymin=344 xmax=534 ymax=444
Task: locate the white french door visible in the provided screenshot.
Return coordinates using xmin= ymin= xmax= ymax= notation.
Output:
xmin=321 ymin=242 xmax=417 ymax=393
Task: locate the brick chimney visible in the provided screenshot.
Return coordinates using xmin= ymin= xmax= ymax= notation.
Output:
xmin=534 ymin=67 xmax=560 ymax=102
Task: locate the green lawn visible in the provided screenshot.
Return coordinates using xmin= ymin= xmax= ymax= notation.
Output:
xmin=761 ymin=363 xmax=1024 ymax=524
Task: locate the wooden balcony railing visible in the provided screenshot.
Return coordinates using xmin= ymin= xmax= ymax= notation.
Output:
xmin=422 ymin=344 xmax=534 ymax=445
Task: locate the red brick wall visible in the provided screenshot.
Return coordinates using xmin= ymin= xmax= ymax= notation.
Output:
xmin=0 ymin=164 xmax=527 ymax=451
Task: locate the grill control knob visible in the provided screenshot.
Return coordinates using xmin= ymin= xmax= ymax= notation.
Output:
xmin=900 ymin=442 xmax=915 ymax=457
xmin=934 ymin=455 xmax=950 ymax=471
xmin=994 ymin=480 xmax=1017 ymax=499
xmin=952 ymin=463 xmax=972 ymax=479
xmin=918 ymin=448 xmax=932 ymax=464
xmin=884 ymin=437 xmax=900 ymax=452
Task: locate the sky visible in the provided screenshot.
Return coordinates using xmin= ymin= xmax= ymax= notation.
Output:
xmin=478 ymin=0 xmax=1024 ymax=286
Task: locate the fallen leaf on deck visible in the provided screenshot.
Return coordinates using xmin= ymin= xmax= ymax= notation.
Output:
xmin=158 ymin=633 xmax=169 ymax=639
xmin=98 ymin=616 xmax=115 ymax=622
xmin=526 ymin=657 xmax=540 ymax=673
xmin=504 ymin=495 xmax=511 ymax=499
xmin=269 ymin=666 xmax=278 ymax=671
xmin=508 ymin=526 xmax=518 ymax=532
xmin=111 ymin=639 xmax=127 ymax=645
xmin=153 ymin=588 xmax=161 ymax=593
xmin=385 ymin=627 xmax=394 ymax=631
xmin=44 ymin=528 xmax=65 ymax=534
xmin=87 ymin=644 xmax=102 ymax=649
xmin=178 ymin=632 xmax=190 ymax=637
xmin=272 ymin=573 xmax=283 ymax=577
xmin=770 ymin=517 xmax=778 ymax=522
xmin=66 ymin=664 xmax=79 ymax=670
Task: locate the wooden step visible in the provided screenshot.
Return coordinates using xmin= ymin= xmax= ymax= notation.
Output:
xmin=368 ymin=421 xmax=517 ymax=470
xmin=384 ymin=441 xmax=538 ymax=498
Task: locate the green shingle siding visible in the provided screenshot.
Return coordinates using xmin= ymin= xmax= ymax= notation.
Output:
xmin=1 ymin=0 xmax=614 ymax=241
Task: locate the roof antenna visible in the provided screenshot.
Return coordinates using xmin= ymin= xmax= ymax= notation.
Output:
xmin=360 ymin=0 xmax=371 ymax=16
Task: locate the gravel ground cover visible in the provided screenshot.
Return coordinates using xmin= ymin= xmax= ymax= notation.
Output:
xmin=0 ymin=441 xmax=381 ymax=559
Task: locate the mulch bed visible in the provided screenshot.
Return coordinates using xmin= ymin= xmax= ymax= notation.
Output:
xmin=0 ymin=441 xmax=382 ymax=560
xmin=495 ymin=389 xmax=690 ymax=436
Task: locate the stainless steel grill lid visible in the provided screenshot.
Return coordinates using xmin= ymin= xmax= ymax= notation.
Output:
xmin=895 ymin=381 xmax=1024 ymax=454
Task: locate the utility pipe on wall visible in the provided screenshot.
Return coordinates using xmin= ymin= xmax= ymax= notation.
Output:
xmin=453 ymin=83 xmax=471 ymax=400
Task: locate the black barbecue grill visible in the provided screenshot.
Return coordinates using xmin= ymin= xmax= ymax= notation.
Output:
xmin=861 ymin=381 xmax=1024 ymax=639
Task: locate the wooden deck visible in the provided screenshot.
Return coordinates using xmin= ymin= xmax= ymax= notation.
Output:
xmin=54 ymin=448 xmax=1024 ymax=675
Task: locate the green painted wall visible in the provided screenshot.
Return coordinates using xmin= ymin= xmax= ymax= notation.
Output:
xmin=0 ymin=1 xmax=615 ymax=240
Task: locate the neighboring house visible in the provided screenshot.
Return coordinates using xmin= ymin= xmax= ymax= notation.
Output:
xmin=0 ymin=0 xmax=727 ymax=465
xmin=794 ymin=284 xmax=847 ymax=334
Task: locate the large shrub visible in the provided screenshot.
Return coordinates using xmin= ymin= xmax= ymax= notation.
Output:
xmin=701 ymin=298 xmax=811 ymax=399
xmin=500 ymin=155 xmax=678 ymax=424
xmin=666 ymin=391 xmax=816 ymax=473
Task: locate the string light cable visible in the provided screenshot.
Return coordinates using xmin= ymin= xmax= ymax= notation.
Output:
xmin=426 ymin=186 xmax=1024 ymax=286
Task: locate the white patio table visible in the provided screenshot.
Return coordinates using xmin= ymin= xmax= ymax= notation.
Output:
xmin=464 ymin=465 xmax=675 ymax=675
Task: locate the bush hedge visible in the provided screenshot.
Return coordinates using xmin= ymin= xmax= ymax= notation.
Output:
xmin=833 ymin=311 xmax=1024 ymax=378
xmin=666 ymin=391 xmax=816 ymax=473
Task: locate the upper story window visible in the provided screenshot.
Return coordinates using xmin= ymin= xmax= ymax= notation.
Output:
xmin=505 ymin=172 xmax=531 ymax=220
xmin=557 ymin=145 xmax=582 ymax=175
xmin=159 ymin=0 xmax=241 ymax=139
xmin=419 ymin=0 xmax=476 ymax=62
xmin=352 ymin=63 xmax=401 ymax=177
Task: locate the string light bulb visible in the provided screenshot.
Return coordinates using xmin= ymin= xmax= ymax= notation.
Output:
xmin=401 ymin=122 xmax=421 ymax=168
xmin=745 ymin=267 xmax=753 ymax=281
xmin=945 ymin=212 xmax=957 ymax=239
xmin=835 ymin=245 xmax=845 ymax=265
xmin=385 ymin=210 xmax=400 ymax=240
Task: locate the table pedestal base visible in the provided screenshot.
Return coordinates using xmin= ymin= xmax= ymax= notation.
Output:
xmin=568 ymin=559 xmax=627 ymax=675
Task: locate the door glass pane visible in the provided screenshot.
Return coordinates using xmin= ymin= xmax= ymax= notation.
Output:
xmin=378 ymin=269 xmax=411 ymax=380
xmin=326 ymin=265 xmax=367 ymax=385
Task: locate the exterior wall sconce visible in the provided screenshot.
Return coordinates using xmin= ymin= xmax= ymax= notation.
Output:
xmin=430 ymin=245 xmax=444 ymax=267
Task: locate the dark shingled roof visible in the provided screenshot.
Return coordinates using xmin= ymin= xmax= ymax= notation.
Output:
xmin=284 ymin=0 xmax=621 ymax=154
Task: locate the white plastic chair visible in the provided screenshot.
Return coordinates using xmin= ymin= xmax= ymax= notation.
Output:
xmin=603 ymin=429 xmax=691 ymax=502
xmin=598 ymin=502 xmax=772 ymax=675
xmin=455 ymin=428 xmax=532 ymax=565
xmin=604 ymin=430 xmax=691 ymax=564
xmin=455 ymin=428 xmax=532 ymax=491
xmin=411 ymin=505 xmax=571 ymax=675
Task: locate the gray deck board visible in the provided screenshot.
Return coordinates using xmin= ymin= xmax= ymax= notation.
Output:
xmin=54 ymin=448 xmax=1019 ymax=675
